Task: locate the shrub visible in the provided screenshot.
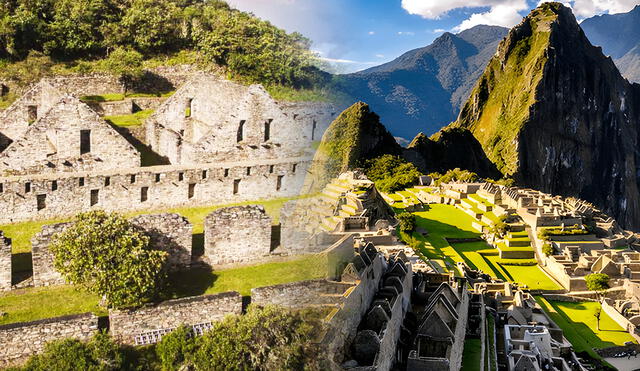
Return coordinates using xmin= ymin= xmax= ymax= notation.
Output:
xmin=429 ymin=168 xmax=479 ymax=186
xmin=49 ymin=210 xmax=167 ymax=308
xmin=156 ymin=325 xmax=197 ymax=371
xmin=542 ymin=242 xmax=554 ymax=256
xmin=397 ymin=213 xmax=416 ymax=233
xmin=364 ymin=155 xmax=422 ymax=193
xmin=585 ymin=273 xmax=610 ymax=294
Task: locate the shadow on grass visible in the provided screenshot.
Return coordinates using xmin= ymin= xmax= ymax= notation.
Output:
xmin=482 ymin=256 xmax=507 ymax=281
xmin=192 ymin=233 xmax=204 ymax=258
xmin=160 ymin=266 xmax=217 ymax=300
xmin=12 ymin=253 xmax=33 ymax=285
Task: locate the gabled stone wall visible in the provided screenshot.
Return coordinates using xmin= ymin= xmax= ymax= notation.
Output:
xmin=203 ymin=205 xmax=272 ymax=267
xmin=109 ymin=291 xmax=242 ymax=344
xmin=0 ymin=313 xmax=98 ymax=366
xmin=130 ymin=213 xmax=193 ymax=270
xmin=31 ymin=222 xmax=71 ymax=287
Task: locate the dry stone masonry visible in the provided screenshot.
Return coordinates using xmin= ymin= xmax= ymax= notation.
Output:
xmin=0 ymin=313 xmax=98 ymax=367
xmin=204 ymin=205 xmax=272 ymax=267
xmin=130 ymin=213 xmax=193 ymax=270
xmin=31 ymin=222 xmax=71 ymax=287
xmin=109 ymin=292 xmax=242 ymax=345
xmin=0 ymin=231 xmax=11 ymax=290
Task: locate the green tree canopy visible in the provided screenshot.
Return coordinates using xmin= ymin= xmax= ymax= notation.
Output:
xmin=585 ymin=273 xmax=610 ymax=295
xmin=49 ymin=210 xmax=167 ymax=309
xmin=364 ymin=154 xmax=422 ymax=193
xmin=429 ymin=168 xmax=479 ymax=186
xmin=397 ymin=212 xmax=416 ymax=233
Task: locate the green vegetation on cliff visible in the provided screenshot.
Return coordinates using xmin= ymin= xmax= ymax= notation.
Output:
xmin=455 ymin=3 xmax=561 ymax=176
xmin=0 ymin=0 xmax=327 ymax=100
xmin=364 ymin=155 xmax=422 ymax=193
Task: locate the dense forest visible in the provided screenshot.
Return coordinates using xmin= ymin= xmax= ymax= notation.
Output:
xmin=0 ymin=0 xmax=326 ymax=91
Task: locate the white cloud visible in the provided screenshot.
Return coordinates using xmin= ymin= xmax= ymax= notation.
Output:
xmin=539 ymin=0 xmax=638 ymax=17
xmin=397 ymin=31 xmax=416 ymax=35
xmin=368 ymin=31 xmax=376 ymax=35
xmin=433 ymin=28 xmax=447 ymax=33
xmin=454 ymin=3 xmax=527 ymax=31
xmin=375 ymin=54 xmax=385 ymax=58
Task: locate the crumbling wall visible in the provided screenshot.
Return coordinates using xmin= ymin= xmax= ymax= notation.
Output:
xmin=130 ymin=213 xmax=193 ymax=270
xmin=0 ymin=313 xmax=98 ymax=367
xmin=251 ymin=279 xmax=354 ymax=308
xmin=203 ymin=205 xmax=272 ymax=267
xmin=0 ymin=159 xmax=309 ymax=224
xmin=109 ymin=292 xmax=242 ymax=344
xmin=0 ymin=231 xmax=11 ymax=290
xmin=31 ymin=222 xmax=71 ymax=287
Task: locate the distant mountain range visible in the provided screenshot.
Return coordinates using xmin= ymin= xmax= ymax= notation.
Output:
xmin=333 ymin=25 xmax=509 ymax=139
xmin=335 ymin=6 xmax=640 ymax=139
xmin=581 ymin=5 xmax=640 ymax=83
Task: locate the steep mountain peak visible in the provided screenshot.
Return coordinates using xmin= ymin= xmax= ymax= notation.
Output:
xmin=452 ymin=2 xmax=640 ymax=229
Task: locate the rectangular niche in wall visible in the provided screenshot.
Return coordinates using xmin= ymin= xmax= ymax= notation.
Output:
xmin=312 ymin=120 xmax=317 ymax=141
xmin=141 ymin=187 xmax=149 ymax=202
xmin=188 ymin=183 xmax=196 ymax=199
xmin=264 ymin=119 xmax=272 ymax=142
xmin=185 ymin=98 xmax=193 ymax=118
xmin=233 ymin=179 xmax=241 ymax=195
xmin=276 ymin=175 xmax=284 ymax=191
xmin=36 ymin=194 xmax=46 ymax=211
xmin=27 ymin=105 xmax=37 ymax=122
xmin=237 ymin=120 xmax=246 ymax=143
xmin=90 ymin=189 xmax=99 ymax=206
xmin=80 ymin=129 xmax=91 ymax=155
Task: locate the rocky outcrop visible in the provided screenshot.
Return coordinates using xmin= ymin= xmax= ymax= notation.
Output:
xmin=453 ymin=2 xmax=640 ymax=230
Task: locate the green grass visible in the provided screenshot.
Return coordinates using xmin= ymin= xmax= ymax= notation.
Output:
xmin=535 ymin=297 xmax=637 ymax=360
xmin=80 ymin=91 xmax=174 ymax=103
xmin=0 ymin=253 xmax=325 ymax=326
xmin=485 ymin=256 xmax=561 ymax=290
xmin=462 ymin=338 xmax=482 ymax=371
xmin=487 ymin=314 xmax=496 ymax=371
xmin=104 ymin=109 xmax=154 ymax=127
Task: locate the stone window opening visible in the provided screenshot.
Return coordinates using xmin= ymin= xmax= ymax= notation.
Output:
xmin=237 ymin=120 xmax=246 ymax=143
xmin=104 ymin=177 xmax=111 ymax=187
xmin=269 ymin=165 xmax=274 ymax=174
xmin=264 ymin=119 xmax=272 ymax=142
xmin=178 ymin=172 xmax=184 ymax=182
xmin=224 ymin=169 xmax=229 ymax=177
xmin=25 ymin=182 xmax=31 ymax=193
xmin=246 ymin=167 xmax=251 ymax=176
xmin=155 ymin=174 xmax=161 ymax=183
xmin=276 ymin=175 xmax=284 ymax=191
xmin=233 ymin=179 xmax=241 ymax=195
xmin=51 ymin=181 xmax=57 ymax=191
xmin=312 ymin=120 xmax=317 ymax=141
xmin=292 ymin=163 xmax=297 ymax=173
xmin=141 ymin=187 xmax=149 ymax=202
xmin=185 ymin=98 xmax=193 ymax=118
xmin=0 ymin=183 xmax=3 ymax=193
xmin=130 ymin=175 xmax=136 ymax=184
xmin=188 ymin=183 xmax=196 ymax=199
xmin=79 ymin=177 xmax=85 ymax=187
xmin=202 ymin=170 xmax=208 ymax=179
xmin=90 ymin=189 xmax=99 ymax=206
xmin=80 ymin=130 xmax=91 ymax=155
xmin=27 ymin=105 xmax=37 ymax=123
xmin=36 ymin=194 xmax=46 ymax=211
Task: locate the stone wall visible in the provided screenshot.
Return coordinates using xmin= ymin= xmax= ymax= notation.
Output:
xmin=130 ymin=213 xmax=193 ymax=270
xmin=0 ymin=231 xmax=11 ymax=290
xmin=0 ymin=313 xmax=98 ymax=366
xmin=0 ymin=158 xmax=309 ymax=224
xmin=109 ymin=291 xmax=242 ymax=344
xmin=203 ymin=205 xmax=272 ymax=267
xmin=251 ymin=279 xmax=354 ymax=308
xmin=31 ymin=222 xmax=71 ymax=287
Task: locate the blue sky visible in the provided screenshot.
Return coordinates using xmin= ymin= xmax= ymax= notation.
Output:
xmin=229 ymin=0 xmax=640 ymax=73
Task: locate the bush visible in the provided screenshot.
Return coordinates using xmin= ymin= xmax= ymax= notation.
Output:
xmin=585 ymin=273 xmax=610 ymax=293
xmin=542 ymin=242 xmax=554 ymax=256
xmin=364 ymin=155 xmax=422 ymax=193
xmin=49 ymin=210 xmax=167 ymax=308
xmin=156 ymin=325 xmax=197 ymax=371
xmin=397 ymin=213 xmax=416 ymax=233
xmin=429 ymin=168 xmax=479 ymax=186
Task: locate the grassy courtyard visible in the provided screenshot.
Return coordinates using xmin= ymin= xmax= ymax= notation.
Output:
xmin=462 ymin=338 xmax=482 ymax=371
xmin=0 ymin=253 xmax=326 ymax=326
xmin=398 ymin=203 xmax=562 ymax=290
xmin=105 ymin=109 xmax=154 ymax=127
xmin=535 ymin=297 xmax=637 ymax=356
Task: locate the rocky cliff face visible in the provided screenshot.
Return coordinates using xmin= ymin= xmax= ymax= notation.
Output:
xmin=334 ymin=25 xmax=508 ymax=139
xmin=454 ymin=2 xmax=640 ymax=230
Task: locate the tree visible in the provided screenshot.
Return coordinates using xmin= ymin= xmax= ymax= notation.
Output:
xmin=594 ymin=306 xmax=602 ymax=331
xmin=542 ymin=242 xmax=554 ymax=256
xmin=397 ymin=212 xmax=416 ymax=233
xmin=585 ymin=273 xmax=610 ymax=302
xmin=488 ymin=214 xmax=509 ymax=238
xmin=429 ymin=168 xmax=479 ymax=186
xmin=49 ymin=210 xmax=167 ymax=309
xmin=100 ymin=47 xmax=144 ymax=95
xmin=156 ymin=325 xmax=197 ymax=371
xmin=364 ymin=155 xmax=422 ymax=193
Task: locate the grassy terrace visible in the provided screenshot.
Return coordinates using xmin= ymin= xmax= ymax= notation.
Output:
xmin=105 ymin=109 xmax=154 ymax=127
xmin=535 ymin=297 xmax=637 ymax=360
xmin=394 ymin=201 xmax=561 ymax=289
xmin=462 ymin=338 xmax=482 ymax=371
xmin=80 ymin=92 xmax=174 ymax=103
xmin=0 ymin=197 xmax=331 ymax=325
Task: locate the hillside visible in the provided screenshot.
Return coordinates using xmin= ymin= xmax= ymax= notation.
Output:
xmin=452 ymin=2 xmax=640 ymax=230
xmin=0 ymin=0 xmax=329 ymax=108
xmin=581 ymin=5 xmax=640 ymax=83
xmin=333 ymin=25 xmax=508 ymax=139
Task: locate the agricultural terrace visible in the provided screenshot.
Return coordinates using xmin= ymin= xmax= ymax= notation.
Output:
xmin=536 ymin=297 xmax=637 ymax=360
xmin=387 ymin=189 xmax=562 ymax=290
xmin=0 ymin=197 xmax=327 ymax=325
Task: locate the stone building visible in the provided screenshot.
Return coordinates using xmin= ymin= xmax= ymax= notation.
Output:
xmin=130 ymin=213 xmax=193 ymax=270
xmin=0 ymin=95 xmax=139 ymax=175
xmin=203 ymin=205 xmax=272 ymax=267
xmin=0 ymin=232 xmax=11 ymax=290
xmin=145 ymin=73 xmax=333 ymax=165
